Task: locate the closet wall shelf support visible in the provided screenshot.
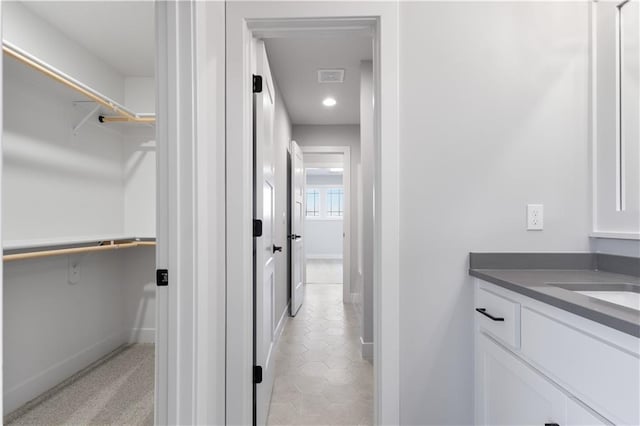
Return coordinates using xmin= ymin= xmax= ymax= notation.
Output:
xmin=2 ymin=41 xmax=155 ymax=125
xmin=73 ymin=105 xmax=101 ymax=135
xmin=3 ymin=240 xmax=157 ymax=263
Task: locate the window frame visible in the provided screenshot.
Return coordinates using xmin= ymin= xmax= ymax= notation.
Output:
xmin=304 ymin=185 xmax=345 ymax=220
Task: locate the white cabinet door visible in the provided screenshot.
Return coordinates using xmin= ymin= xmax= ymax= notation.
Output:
xmin=566 ymin=398 xmax=610 ymax=426
xmin=476 ymin=332 xmax=566 ymax=426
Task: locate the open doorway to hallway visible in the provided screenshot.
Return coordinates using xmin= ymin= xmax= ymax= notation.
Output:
xmin=304 ymin=160 xmax=346 ymax=286
xmin=251 ymin=31 xmax=374 ymax=426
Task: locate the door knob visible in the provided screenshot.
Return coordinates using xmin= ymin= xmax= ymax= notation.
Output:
xmin=288 ymin=234 xmax=301 ymax=240
xmin=273 ymin=245 xmax=283 ymax=253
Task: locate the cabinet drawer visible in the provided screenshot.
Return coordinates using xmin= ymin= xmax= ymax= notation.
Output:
xmin=521 ymin=307 xmax=639 ymax=425
xmin=476 ymin=286 xmax=521 ymax=349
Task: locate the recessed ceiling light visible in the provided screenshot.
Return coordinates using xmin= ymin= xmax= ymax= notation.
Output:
xmin=323 ymin=97 xmax=337 ymax=107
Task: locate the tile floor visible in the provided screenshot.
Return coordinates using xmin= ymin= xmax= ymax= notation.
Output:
xmin=306 ymin=259 xmax=343 ymax=284
xmin=267 ymin=284 xmax=373 ymax=426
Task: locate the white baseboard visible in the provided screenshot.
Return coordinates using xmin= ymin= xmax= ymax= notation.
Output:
xmin=360 ymin=337 xmax=373 ymax=361
xmin=4 ymin=331 xmax=126 ymax=414
xmin=274 ymin=302 xmax=290 ymax=343
xmin=306 ymin=254 xmax=343 ymax=260
xmin=128 ymin=328 xmax=156 ymax=344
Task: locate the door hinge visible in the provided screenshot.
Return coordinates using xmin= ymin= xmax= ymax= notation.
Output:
xmin=253 ymin=74 xmax=263 ymax=93
xmin=253 ymin=219 xmax=263 ymax=237
xmin=254 ymin=365 xmax=263 ymax=384
xmin=156 ymin=269 xmax=169 ymax=287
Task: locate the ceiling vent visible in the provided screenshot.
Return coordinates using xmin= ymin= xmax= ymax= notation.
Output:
xmin=317 ymin=69 xmax=345 ymax=83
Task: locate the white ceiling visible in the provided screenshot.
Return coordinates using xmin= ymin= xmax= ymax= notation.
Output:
xmin=23 ymin=1 xmax=155 ymax=77
xmin=265 ymin=36 xmax=372 ymax=125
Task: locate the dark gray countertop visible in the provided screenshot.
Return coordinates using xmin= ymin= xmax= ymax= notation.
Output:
xmin=469 ymin=253 xmax=640 ymax=338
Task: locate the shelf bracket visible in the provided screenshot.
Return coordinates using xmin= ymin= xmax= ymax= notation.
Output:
xmin=72 ymin=104 xmax=100 ymax=136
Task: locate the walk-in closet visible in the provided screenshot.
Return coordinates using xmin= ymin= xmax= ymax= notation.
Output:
xmin=2 ymin=2 xmax=157 ymax=424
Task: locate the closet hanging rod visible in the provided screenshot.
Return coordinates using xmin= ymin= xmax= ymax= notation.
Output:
xmin=3 ymin=240 xmax=156 ymax=263
xmin=2 ymin=41 xmax=155 ymax=124
xmin=98 ymin=115 xmax=155 ymax=124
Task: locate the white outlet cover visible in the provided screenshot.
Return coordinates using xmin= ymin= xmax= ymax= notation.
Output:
xmin=68 ymin=257 xmax=80 ymax=284
xmin=527 ymin=204 xmax=544 ymax=230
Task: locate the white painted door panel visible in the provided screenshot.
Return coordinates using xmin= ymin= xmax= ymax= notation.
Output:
xmin=476 ymin=332 xmax=566 ymax=426
xmin=290 ymin=141 xmax=305 ymax=315
xmin=254 ymin=40 xmax=276 ymax=426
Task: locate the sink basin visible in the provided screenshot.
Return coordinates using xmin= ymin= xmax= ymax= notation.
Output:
xmin=547 ymin=283 xmax=640 ymax=311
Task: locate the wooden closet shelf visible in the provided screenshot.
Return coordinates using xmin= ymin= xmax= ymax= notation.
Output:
xmin=3 ymin=240 xmax=156 ymax=262
xmin=2 ymin=41 xmax=155 ymax=125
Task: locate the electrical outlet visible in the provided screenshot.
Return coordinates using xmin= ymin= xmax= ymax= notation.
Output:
xmin=68 ymin=257 xmax=80 ymax=284
xmin=527 ymin=204 xmax=544 ymax=230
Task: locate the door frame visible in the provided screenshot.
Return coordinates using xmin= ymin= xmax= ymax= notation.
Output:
xmin=300 ymin=145 xmax=352 ymax=302
xmin=0 ymin=1 xmax=4 ymax=416
xmin=155 ymin=2 xmax=226 ymax=425
xmin=226 ymin=3 xmax=400 ymax=425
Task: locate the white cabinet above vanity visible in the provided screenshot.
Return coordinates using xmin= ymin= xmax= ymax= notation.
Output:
xmin=592 ymin=0 xmax=640 ymax=240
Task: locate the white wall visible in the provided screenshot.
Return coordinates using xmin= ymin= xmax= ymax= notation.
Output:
xmin=125 ymin=77 xmax=156 ymax=113
xmin=306 ymin=174 xmax=342 ymax=186
xmin=123 ymin=247 xmax=156 ymax=343
xmin=305 ymin=173 xmax=344 ymax=259
xmin=305 ymin=219 xmax=343 ymax=259
xmin=124 ymin=128 xmax=156 ymax=239
xmin=2 ymin=52 xmax=124 ymax=242
xmin=359 ymin=60 xmax=374 ymax=354
xmin=398 ymin=2 xmax=591 ymax=424
xmin=3 ymin=1 xmax=125 ymax=104
xmin=3 ymin=252 xmax=126 ymax=414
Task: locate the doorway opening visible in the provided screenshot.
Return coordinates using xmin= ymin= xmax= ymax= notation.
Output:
xmin=1 ymin=2 xmax=159 ymax=425
xmin=226 ymin=4 xmax=401 ymax=425
xmin=251 ymin=30 xmax=373 ymax=425
xmin=304 ymin=163 xmax=345 ymax=286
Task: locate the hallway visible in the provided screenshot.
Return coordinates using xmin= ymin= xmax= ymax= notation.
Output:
xmin=268 ymin=284 xmax=373 ymax=426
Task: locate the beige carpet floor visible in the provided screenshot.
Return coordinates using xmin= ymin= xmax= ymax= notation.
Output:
xmin=6 ymin=344 xmax=154 ymax=426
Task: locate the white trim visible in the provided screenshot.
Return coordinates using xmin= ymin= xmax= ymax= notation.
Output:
xmin=226 ymin=4 xmax=400 ymax=425
xmin=589 ymin=231 xmax=640 ymax=240
xmin=360 ymin=337 xmax=374 ymax=361
xmin=0 ymin=1 xmax=4 ymax=416
xmin=128 ymin=328 xmax=156 ymax=344
xmin=300 ymin=145 xmax=351 ymax=303
xmin=614 ymin=1 xmax=624 ymax=212
xmin=274 ymin=302 xmax=290 ymax=344
xmin=591 ymin=0 xmax=599 ymax=236
xmin=156 ymin=2 xmax=226 ymax=425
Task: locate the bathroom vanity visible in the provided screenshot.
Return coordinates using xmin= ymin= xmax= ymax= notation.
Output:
xmin=470 ymin=253 xmax=640 ymax=426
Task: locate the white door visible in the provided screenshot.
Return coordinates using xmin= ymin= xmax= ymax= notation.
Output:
xmin=475 ymin=332 xmax=566 ymax=426
xmin=253 ymin=40 xmax=277 ymax=426
xmin=290 ymin=141 xmax=305 ymax=315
